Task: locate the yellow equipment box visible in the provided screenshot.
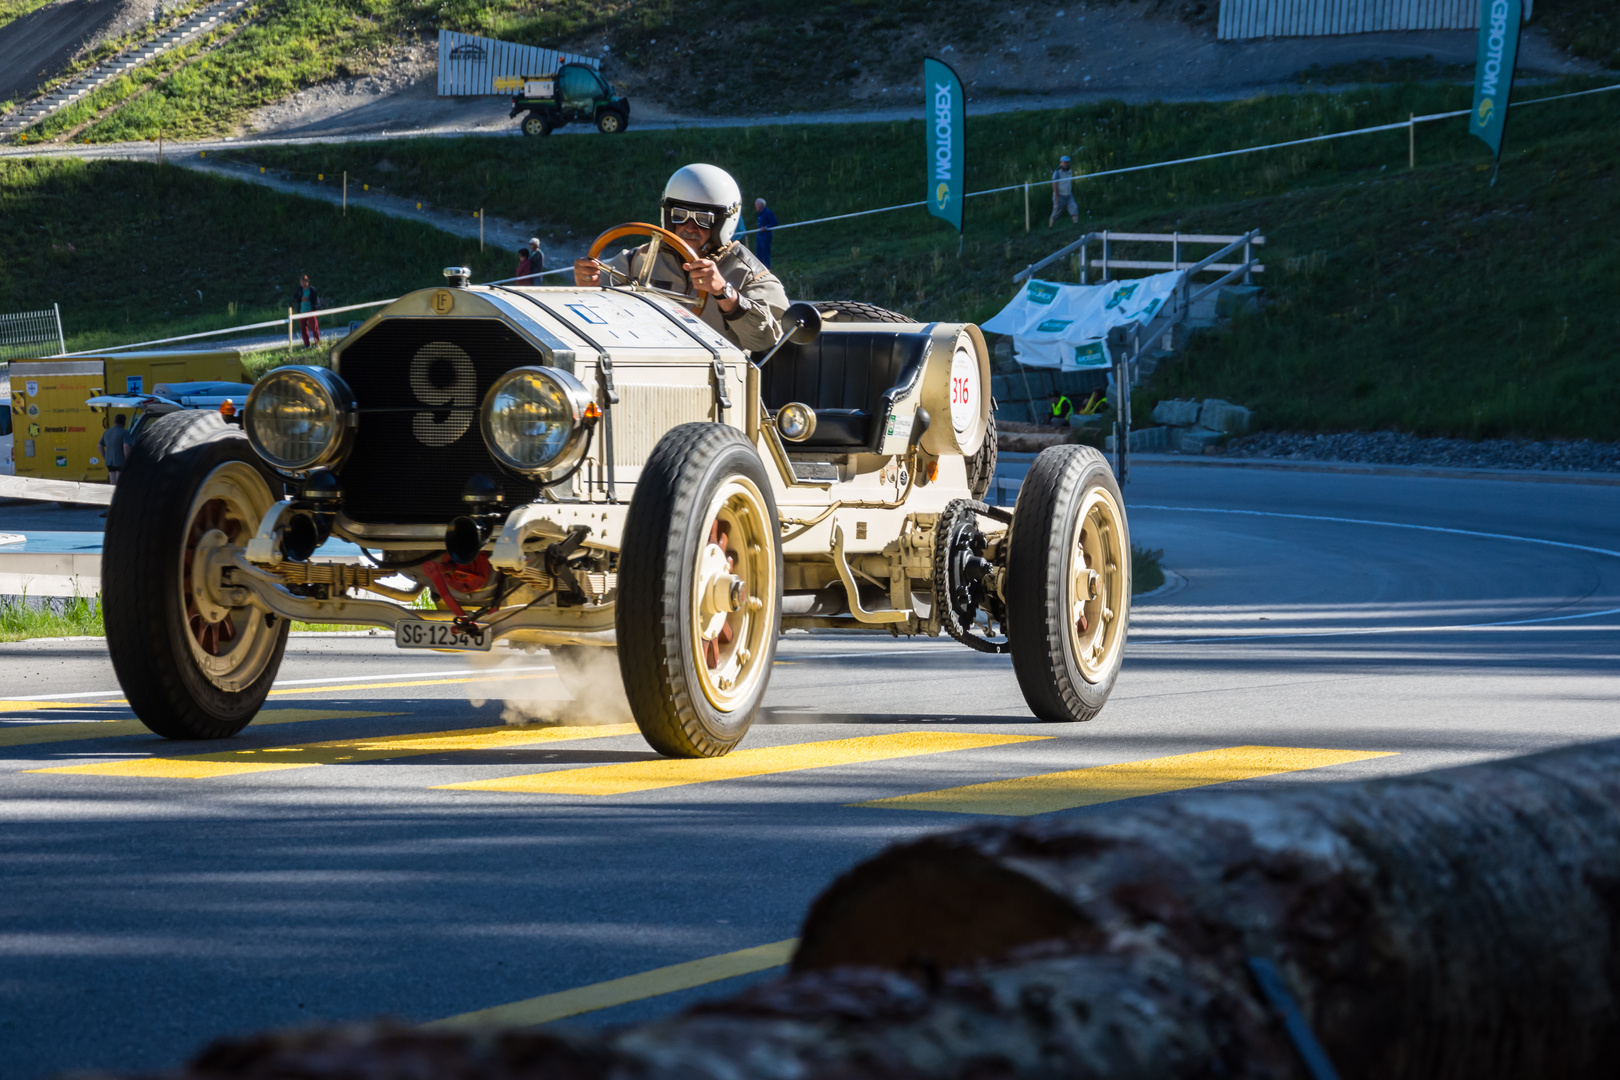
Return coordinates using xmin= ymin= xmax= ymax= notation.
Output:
xmin=10 ymin=350 xmax=244 ymax=482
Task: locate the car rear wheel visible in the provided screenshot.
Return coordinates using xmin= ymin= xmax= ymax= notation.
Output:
xmin=1004 ymin=444 xmax=1129 ymax=723
xmin=617 ymin=424 xmax=782 ymax=757
xmin=595 ymin=109 xmax=626 ymax=134
xmin=522 ymin=113 xmax=550 ymax=136
xmin=104 ymin=411 xmax=289 ymax=739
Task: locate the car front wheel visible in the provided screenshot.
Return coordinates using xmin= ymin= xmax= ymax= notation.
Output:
xmin=616 ymin=424 xmax=782 ymax=757
xmin=103 ymin=411 xmax=289 ymax=739
xmin=1004 ymin=444 xmax=1130 ymax=723
xmin=522 ymin=113 xmax=550 ymax=137
xmin=595 ymin=109 xmax=626 ymax=134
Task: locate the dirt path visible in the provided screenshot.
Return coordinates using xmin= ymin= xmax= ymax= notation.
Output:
xmin=0 ymin=0 xmax=157 ymax=103
xmin=176 ymin=156 xmax=587 ymax=268
xmin=237 ymin=8 xmax=1596 ymax=142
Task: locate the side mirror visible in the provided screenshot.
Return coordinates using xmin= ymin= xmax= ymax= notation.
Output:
xmin=755 ymin=302 xmax=823 ymax=368
xmin=783 ymin=301 xmax=822 ymax=345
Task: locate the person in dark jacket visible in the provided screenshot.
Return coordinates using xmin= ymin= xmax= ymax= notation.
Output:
xmin=523 ymin=237 xmax=545 ymax=283
xmin=753 ymin=198 xmax=779 ymax=268
xmin=292 ymin=274 xmax=321 ymax=347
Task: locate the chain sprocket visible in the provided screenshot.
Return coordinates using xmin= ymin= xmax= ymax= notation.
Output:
xmin=933 ymin=499 xmax=1013 ymax=654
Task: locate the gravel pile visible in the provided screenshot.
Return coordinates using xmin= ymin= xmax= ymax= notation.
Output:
xmin=1225 ymin=431 xmax=1620 ymax=474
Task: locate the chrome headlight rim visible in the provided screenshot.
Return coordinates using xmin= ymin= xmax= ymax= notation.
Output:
xmin=479 ymin=365 xmax=594 ymax=481
xmin=775 ymin=402 xmax=817 ymax=443
xmin=244 ymin=366 xmax=356 ymax=478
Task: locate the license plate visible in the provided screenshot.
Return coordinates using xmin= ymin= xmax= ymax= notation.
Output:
xmin=395 ymin=621 xmax=491 ymax=651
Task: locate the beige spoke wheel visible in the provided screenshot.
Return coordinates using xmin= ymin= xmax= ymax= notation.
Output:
xmin=103 ymin=411 xmax=290 ymax=739
xmin=1070 ymin=486 xmax=1127 ymax=683
xmin=179 ymin=461 xmax=281 ymax=693
xmin=1006 ymin=444 xmax=1131 ymax=724
xmin=617 ymin=423 xmax=783 ymax=758
xmin=690 ymin=478 xmax=776 ymax=712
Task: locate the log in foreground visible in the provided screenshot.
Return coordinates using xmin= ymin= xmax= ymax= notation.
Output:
xmin=118 ymin=741 xmax=1620 ymax=1080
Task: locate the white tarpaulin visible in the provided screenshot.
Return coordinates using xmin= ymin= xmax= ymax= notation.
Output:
xmin=437 ymin=30 xmax=599 ymax=97
xmin=981 ymin=273 xmax=1181 ymax=371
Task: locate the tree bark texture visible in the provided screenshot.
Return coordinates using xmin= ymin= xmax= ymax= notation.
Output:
xmin=118 ymin=742 xmax=1620 ymax=1080
xmin=795 ymin=738 xmax=1620 ymax=1078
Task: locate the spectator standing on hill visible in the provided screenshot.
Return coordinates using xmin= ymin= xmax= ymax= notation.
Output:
xmin=524 ymin=237 xmax=545 ymax=283
xmin=1050 ymin=155 xmax=1078 ymax=227
xmin=754 ymin=197 xmax=778 ymax=267
xmin=292 ymin=273 xmax=321 ymax=347
xmin=98 ymin=414 xmax=130 ymax=487
xmin=515 ymin=247 xmax=533 ymax=283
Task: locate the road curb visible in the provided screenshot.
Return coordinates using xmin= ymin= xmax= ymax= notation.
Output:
xmin=1127 ymin=454 xmax=1620 ymax=487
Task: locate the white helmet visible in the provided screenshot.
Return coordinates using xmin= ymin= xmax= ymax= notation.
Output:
xmin=661 ymin=163 xmax=742 ymax=249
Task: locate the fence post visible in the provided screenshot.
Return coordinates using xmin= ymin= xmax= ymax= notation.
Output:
xmin=1080 ymin=238 xmax=1088 ymax=284
xmin=1100 ymin=231 xmax=1110 ymax=283
xmin=53 ymin=302 xmax=65 ymax=356
xmin=343 ymin=171 xmax=347 ymax=215
xmin=1172 ymin=230 xmax=1181 ymax=270
xmin=480 ymin=209 xmax=484 ymax=251
xmin=1244 ymin=232 xmax=1254 ymax=286
xmin=287 ymin=308 xmax=294 ymax=347
xmin=1024 ymin=181 xmax=1030 ymax=234
xmin=1409 ymin=113 xmax=1415 ymax=169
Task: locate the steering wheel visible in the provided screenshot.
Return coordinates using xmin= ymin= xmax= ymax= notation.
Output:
xmin=586 ymin=222 xmax=709 ymax=315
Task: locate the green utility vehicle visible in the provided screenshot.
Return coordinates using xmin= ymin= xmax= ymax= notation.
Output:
xmin=509 ymin=63 xmax=630 ymax=136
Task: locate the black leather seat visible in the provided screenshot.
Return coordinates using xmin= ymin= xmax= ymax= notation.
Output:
xmin=758 ymin=329 xmax=930 ymax=451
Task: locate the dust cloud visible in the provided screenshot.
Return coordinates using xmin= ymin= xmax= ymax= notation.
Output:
xmin=462 ymin=645 xmax=633 ymax=727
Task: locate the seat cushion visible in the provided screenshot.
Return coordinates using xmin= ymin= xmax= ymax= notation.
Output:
xmin=759 ymin=328 xmax=931 ymax=451
xmin=805 ymin=409 xmax=870 ymax=447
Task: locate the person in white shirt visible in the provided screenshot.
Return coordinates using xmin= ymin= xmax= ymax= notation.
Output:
xmin=1050 ymin=154 xmax=1079 ymax=227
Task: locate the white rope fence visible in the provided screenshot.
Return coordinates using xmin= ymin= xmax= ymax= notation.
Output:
xmin=758 ymin=81 xmax=1620 ymax=235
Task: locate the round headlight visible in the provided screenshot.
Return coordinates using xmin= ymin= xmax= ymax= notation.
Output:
xmin=244 ymin=366 xmax=355 ymax=475
xmin=480 ymin=366 xmax=593 ymax=479
xmin=776 ymin=402 xmax=817 ymax=443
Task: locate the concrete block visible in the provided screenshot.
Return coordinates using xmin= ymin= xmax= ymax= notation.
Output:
xmin=1178 ymin=426 xmax=1226 ymax=454
xmin=1198 ymin=399 xmax=1252 ymax=434
xmin=1053 ymin=369 xmax=1108 ymax=397
xmin=1129 ymin=426 xmax=1168 ymax=452
xmin=1151 ymin=399 xmax=1202 ymax=427
xmin=1187 ymin=295 xmax=1219 ymax=328
xmin=1009 ymin=371 xmax=1054 ymax=399
xmin=995 ymin=400 xmax=1032 ymax=424
xmin=1217 ymin=285 xmax=1263 ymax=318
xmin=990 ymin=375 xmax=1014 ymax=402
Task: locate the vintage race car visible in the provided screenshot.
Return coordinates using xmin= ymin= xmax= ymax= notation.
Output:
xmin=101 ymin=224 xmax=1132 ymax=757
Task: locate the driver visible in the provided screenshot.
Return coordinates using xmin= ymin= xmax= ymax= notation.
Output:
xmin=573 ymin=163 xmax=789 ymax=352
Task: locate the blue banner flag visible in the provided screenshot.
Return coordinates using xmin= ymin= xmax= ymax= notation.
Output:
xmin=1470 ymin=0 xmax=1522 ymax=161
xmin=924 ymin=57 xmax=964 ymax=234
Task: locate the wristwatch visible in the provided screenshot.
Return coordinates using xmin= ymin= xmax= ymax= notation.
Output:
xmin=720 ymin=282 xmax=738 ymax=304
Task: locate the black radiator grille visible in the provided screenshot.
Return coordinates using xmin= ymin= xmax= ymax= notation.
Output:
xmin=336 ymin=318 xmax=546 ymax=524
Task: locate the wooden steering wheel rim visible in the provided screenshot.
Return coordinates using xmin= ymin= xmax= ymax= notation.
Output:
xmin=587 ymin=222 xmax=709 ymax=315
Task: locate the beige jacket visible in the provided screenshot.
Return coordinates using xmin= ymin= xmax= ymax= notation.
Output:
xmin=604 ymin=240 xmax=789 ymax=352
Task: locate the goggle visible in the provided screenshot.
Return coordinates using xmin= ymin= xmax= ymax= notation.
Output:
xmin=667 ymin=206 xmax=719 ymax=228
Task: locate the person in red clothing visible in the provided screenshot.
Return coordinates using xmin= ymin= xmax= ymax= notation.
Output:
xmin=292 ymin=273 xmax=321 ymax=346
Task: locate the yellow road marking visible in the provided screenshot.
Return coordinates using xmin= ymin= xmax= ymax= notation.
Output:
xmin=427 ymin=939 xmax=798 ymax=1030
xmin=0 ymin=709 xmax=396 ymax=750
xmin=28 ymin=723 xmax=638 ymax=779
xmin=437 ymin=731 xmax=1050 ymax=796
xmin=0 ymin=670 xmax=560 ymax=718
xmin=855 ymin=745 xmax=1397 ymax=817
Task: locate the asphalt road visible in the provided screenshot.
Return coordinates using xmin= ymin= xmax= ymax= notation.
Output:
xmin=3 ymin=462 xmax=1617 ymax=1079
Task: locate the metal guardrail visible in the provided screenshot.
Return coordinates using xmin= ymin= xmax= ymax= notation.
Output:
xmin=1016 ymin=231 xmax=1266 ymax=285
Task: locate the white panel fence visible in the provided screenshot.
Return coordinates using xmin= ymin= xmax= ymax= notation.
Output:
xmin=0 ymin=305 xmax=65 ymax=364
xmin=436 ymin=30 xmax=600 ymax=97
xmin=1218 ymin=0 xmax=1533 ymax=40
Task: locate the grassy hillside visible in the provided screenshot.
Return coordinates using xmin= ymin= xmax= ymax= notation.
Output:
xmin=0 ymin=156 xmax=507 ymax=353
xmin=9 ymin=78 xmax=1617 ymax=441
xmin=232 ymin=78 xmax=1620 ymax=441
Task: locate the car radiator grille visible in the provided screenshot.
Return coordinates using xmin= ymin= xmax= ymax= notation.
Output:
xmin=336 ymin=318 xmax=547 ymax=525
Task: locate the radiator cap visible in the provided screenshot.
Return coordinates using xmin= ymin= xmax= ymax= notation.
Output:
xmin=442 ymin=266 xmax=472 ymax=287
